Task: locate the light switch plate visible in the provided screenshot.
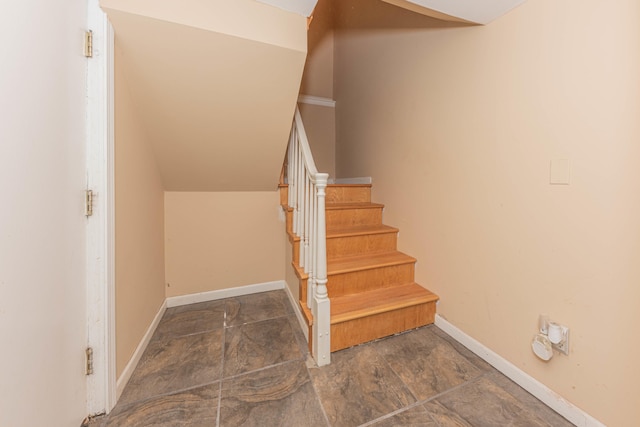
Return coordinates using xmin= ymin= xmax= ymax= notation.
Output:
xmin=550 ymin=158 xmax=570 ymax=185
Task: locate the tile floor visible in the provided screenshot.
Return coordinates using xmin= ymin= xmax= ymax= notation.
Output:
xmin=91 ymin=290 xmax=574 ymax=427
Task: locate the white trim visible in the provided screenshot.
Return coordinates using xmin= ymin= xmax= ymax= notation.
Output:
xmin=297 ymin=94 xmax=336 ymax=108
xmin=283 ymin=282 xmax=309 ymax=341
xmin=86 ymin=0 xmax=116 ymax=416
xmin=166 ymin=280 xmax=286 ymax=308
xmin=434 ymin=315 xmax=606 ymax=427
xmin=116 ymin=300 xmax=167 ymax=399
xmin=334 ymin=177 xmax=373 ymax=185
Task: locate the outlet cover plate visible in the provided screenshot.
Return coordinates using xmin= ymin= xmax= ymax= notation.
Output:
xmin=551 ymin=325 xmax=570 ymax=355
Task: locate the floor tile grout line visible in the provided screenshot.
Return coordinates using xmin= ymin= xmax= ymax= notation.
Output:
xmin=304 ymin=357 xmax=334 ymax=427
xmin=220 ymin=355 xmax=308 ymax=383
xmin=224 ymin=312 xmax=295 ymax=329
xmin=112 ymin=380 xmax=223 ymax=413
xmin=216 ymin=309 xmax=227 ymax=427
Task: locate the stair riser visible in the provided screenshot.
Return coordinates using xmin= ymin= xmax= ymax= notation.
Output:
xmin=330 ymin=301 xmax=436 ymax=352
xmin=328 ymin=263 xmax=415 ymax=297
xmin=326 ymin=186 xmax=371 ymax=204
xmin=327 ymin=233 xmax=397 ymax=259
xmin=326 ymin=208 xmax=383 ymax=229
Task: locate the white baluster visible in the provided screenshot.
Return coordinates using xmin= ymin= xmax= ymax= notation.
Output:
xmin=308 ymin=181 xmax=316 ymax=310
xmin=313 ymin=173 xmax=330 ymax=366
xmin=297 ymin=143 xmax=304 ymax=239
xmin=291 ymin=136 xmax=298 ymax=235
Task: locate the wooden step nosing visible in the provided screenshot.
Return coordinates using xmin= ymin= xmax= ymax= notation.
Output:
xmin=327 ymin=184 xmax=372 ymax=188
xmin=326 ymin=226 xmax=399 ymax=239
xmin=326 ymin=203 xmax=384 ymax=211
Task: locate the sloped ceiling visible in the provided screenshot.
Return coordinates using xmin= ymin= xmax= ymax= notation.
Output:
xmin=382 ymin=0 xmax=526 ymax=24
xmin=259 ymin=0 xmax=526 ymax=24
xmin=256 ymin=0 xmax=318 ymax=17
xmin=101 ymin=0 xmax=308 ymax=191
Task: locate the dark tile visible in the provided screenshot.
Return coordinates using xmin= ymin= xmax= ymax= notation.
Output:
xmin=153 ymin=300 xmax=225 ymax=341
xmin=430 ymin=325 xmax=494 ymax=372
xmin=225 ymin=290 xmax=293 ymax=326
xmin=287 ymin=314 xmax=310 ymax=357
xmin=373 ymin=326 xmax=482 ymax=401
xmin=219 ymin=360 xmax=327 ymax=427
xmin=485 ymin=371 xmax=574 ymax=427
xmin=368 ymin=405 xmax=439 ymax=426
xmin=424 ymin=376 xmax=559 ymax=427
xmin=105 ymin=383 xmax=219 ymax=427
xmin=223 ymin=316 xmax=303 ymax=378
xmin=119 ymin=330 xmax=223 ymax=405
xmin=309 ymin=345 xmax=416 ymax=427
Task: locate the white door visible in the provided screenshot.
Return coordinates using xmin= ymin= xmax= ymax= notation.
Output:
xmin=86 ymin=0 xmax=116 ymax=416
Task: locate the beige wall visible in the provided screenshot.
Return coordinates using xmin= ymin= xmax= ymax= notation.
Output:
xmin=165 ymin=192 xmax=286 ymax=297
xmin=0 ymin=1 xmax=88 ymax=424
xmin=334 ymin=0 xmax=640 ymax=425
xmin=299 ymin=103 xmax=336 ymax=177
xmin=115 ymin=45 xmax=166 ymax=377
xmin=102 ymin=1 xmax=307 ymax=192
xmin=299 ymin=0 xmax=336 ymax=178
xmin=301 ymin=0 xmax=334 ymax=98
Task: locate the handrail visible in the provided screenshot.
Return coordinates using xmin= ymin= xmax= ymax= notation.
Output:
xmin=287 ymin=106 xmax=330 ymax=366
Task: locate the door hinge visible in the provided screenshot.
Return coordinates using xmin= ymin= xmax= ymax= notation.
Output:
xmin=85 ymin=347 xmax=94 ymax=375
xmin=84 ymin=30 xmax=93 ymax=58
xmin=85 ymin=190 xmax=93 ymax=217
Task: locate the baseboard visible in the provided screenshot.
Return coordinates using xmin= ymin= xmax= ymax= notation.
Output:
xmin=434 ymin=315 xmax=605 ymax=427
xmin=116 ymin=281 xmax=288 ymax=401
xmin=283 ymin=282 xmax=309 ymax=341
xmin=166 ymin=280 xmax=286 ymax=308
xmin=333 ymin=177 xmax=373 ymax=185
xmin=116 ymin=299 xmax=167 ymax=399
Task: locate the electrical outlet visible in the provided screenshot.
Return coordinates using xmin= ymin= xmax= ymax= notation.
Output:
xmin=551 ymin=325 xmax=570 ymax=355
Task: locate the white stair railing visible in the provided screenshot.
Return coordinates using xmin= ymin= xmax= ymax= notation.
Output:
xmin=287 ymin=106 xmax=330 ymax=366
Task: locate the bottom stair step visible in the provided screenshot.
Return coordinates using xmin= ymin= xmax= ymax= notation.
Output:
xmin=330 ymin=283 xmax=439 ymax=352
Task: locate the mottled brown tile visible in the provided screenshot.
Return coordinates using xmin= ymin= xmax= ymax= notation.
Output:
xmin=424 ymin=376 xmax=557 ymax=427
xmin=430 ymin=325 xmax=494 ymax=372
xmin=105 ymin=383 xmax=218 ymax=427
xmin=374 ymin=326 xmax=482 ymax=401
xmin=287 ymin=314 xmax=310 ymax=357
xmin=485 ymin=371 xmax=574 ymax=427
xmin=223 ymin=316 xmax=303 ymax=378
xmin=309 ymin=345 xmax=416 ymax=427
xmin=220 ymin=360 xmax=327 ymax=427
xmin=225 ymin=290 xmax=293 ymax=326
xmin=368 ymin=405 xmax=438 ymax=426
xmin=119 ymin=330 xmax=223 ymax=406
xmin=153 ymin=300 xmax=225 ymax=341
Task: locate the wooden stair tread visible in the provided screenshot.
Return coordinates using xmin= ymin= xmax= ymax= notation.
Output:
xmin=331 ymin=283 xmax=438 ymax=324
xmin=327 ymin=224 xmax=398 ymax=238
xmin=326 ymin=202 xmax=384 ymax=210
xmin=328 ymin=251 xmax=416 ymax=275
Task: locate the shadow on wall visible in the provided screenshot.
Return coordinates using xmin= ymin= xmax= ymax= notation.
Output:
xmin=333 ymin=0 xmax=474 ymax=31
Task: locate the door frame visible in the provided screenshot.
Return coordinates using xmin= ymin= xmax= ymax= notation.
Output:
xmin=86 ymin=0 xmax=116 ymax=415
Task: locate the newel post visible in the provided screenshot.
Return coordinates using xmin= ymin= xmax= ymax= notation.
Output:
xmin=312 ymin=172 xmax=331 ymax=366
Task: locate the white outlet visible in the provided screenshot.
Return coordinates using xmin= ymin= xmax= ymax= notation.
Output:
xmin=551 ymin=325 xmax=570 ymax=355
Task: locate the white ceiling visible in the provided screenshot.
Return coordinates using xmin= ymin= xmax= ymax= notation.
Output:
xmin=257 ymin=0 xmax=526 ymax=24
xmin=255 ymin=0 xmax=318 ymax=17
xmin=384 ymin=0 xmax=526 ymax=24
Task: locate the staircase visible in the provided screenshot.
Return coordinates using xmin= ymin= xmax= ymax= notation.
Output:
xmin=280 ymin=182 xmax=439 ymax=353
